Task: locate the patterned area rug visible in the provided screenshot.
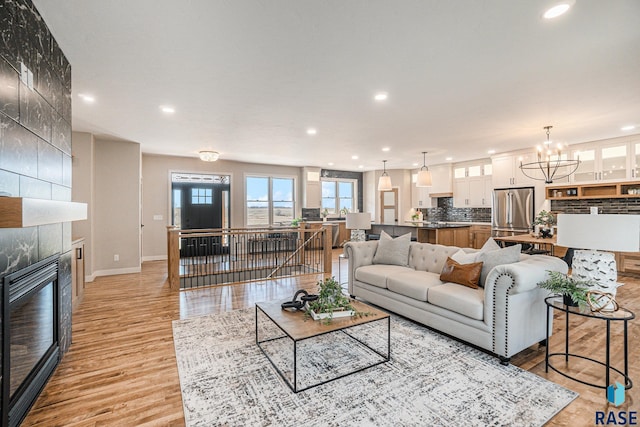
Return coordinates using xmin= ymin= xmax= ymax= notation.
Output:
xmin=173 ymin=308 xmax=577 ymax=426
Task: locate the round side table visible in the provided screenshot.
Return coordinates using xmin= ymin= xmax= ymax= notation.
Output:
xmin=545 ymin=296 xmax=634 ymax=392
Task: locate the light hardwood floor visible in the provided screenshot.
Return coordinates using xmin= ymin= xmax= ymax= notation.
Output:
xmin=24 ymin=252 xmax=639 ymax=426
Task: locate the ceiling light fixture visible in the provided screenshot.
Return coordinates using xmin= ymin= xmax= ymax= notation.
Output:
xmin=198 ymin=150 xmax=219 ymax=162
xmin=306 ymin=128 xmax=317 ymax=135
xmin=352 ymin=155 xmax=359 ymax=160
xmin=488 ymin=149 xmax=496 ymax=154
xmin=382 ymin=147 xmax=390 ymax=152
xmin=445 ymin=157 xmax=453 ymax=161
xmin=519 ymin=125 xmax=580 ymax=184
xmin=416 ymin=152 xmax=432 ymax=187
xmin=378 ymin=160 xmax=392 ymax=191
xmin=543 ymin=1 xmax=574 ymax=19
xmin=621 ymin=125 xmax=636 ymax=131
xmin=374 ymin=92 xmax=388 ymax=101
xmin=160 ymin=105 xmax=175 ymax=113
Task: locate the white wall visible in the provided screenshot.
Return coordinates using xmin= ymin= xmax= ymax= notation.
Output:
xmin=71 ymin=132 xmax=95 ymax=276
xmin=141 ymin=153 xmax=303 ymax=260
xmin=93 ymin=138 xmax=141 ymax=274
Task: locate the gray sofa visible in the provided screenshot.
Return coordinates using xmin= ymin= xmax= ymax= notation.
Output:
xmin=344 ymin=240 xmax=568 ymax=364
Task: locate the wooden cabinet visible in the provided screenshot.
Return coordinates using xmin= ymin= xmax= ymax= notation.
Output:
xmin=71 ymin=238 xmax=86 ymax=311
xmin=338 ymin=222 xmax=350 ymax=246
xmin=546 ymin=180 xmax=640 ymax=200
xmin=617 ymin=252 xmax=640 ymax=274
xmin=470 ymin=225 xmax=492 ymax=249
xmin=417 ymin=226 xmax=470 ymax=247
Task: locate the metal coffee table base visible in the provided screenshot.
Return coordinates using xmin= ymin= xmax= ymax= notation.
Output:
xmin=256 ymin=304 xmax=390 ymax=393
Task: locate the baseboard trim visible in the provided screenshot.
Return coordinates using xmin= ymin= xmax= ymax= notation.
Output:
xmin=142 ymin=255 xmax=167 ymax=262
xmin=92 ymin=266 xmax=142 ymax=278
xmin=85 ymin=273 xmax=96 ymax=283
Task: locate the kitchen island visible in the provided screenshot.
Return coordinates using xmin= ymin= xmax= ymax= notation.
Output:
xmin=369 ymin=223 xmax=471 ymax=247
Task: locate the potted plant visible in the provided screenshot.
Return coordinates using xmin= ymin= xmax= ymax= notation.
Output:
xmin=321 ymin=208 xmax=329 ymax=221
xmin=537 ymin=270 xmax=592 ymax=307
xmin=533 ymin=210 xmax=556 ymax=237
xmin=307 ymin=277 xmax=369 ymax=324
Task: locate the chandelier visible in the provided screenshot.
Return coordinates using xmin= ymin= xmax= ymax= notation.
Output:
xmin=518 ymin=126 xmax=580 ymax=184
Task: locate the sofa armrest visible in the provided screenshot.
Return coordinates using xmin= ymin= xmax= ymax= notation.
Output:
xmin=484 ymin=255 xmax=568 ymax=358
xmin=344 ymin=241 xmax=379 ymax=295
xmin=485 ymin=255 xmax=569 ymax=295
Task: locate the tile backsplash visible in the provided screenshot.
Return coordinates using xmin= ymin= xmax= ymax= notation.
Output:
xmin=551 ymin=198 xmax=640 ymax=215
xmin=420 ymin=197 xmax=491 ymax=222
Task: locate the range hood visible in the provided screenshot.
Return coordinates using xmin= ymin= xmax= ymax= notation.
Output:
xmin=0 ymin=197 xmax=87 ymax=228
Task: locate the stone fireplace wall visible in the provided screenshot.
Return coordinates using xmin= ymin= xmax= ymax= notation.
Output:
xmin=0 ymin=0 xmax=73 ymax=353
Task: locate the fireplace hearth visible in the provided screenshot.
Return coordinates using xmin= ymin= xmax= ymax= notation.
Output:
xmin=1 ymin=254 xmax=60 ymax=427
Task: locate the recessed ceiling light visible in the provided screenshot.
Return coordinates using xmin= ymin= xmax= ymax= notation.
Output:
xmin=621 ymin=125 xmax=636 ymax=131
xmin=358 ymin=165 xmax=364 ymax=169
xmin=352 ymin=155 xmax=359 ymax=160
xmin=543 ymin=1 xmax=574 ymax=19
xmin=412 ymin=162 xmax=419 ymax=167
xmin=78 ymin=93 xmax=95 ymax=103
xmin=382 ymin=147 xmax=390 ymax=152
xmin=160 ymin=105 xmax=175 ymax=113
xmin=488 ymin=149 xmax=496 ymax=154
xmin=374 ymin=92 xmax=388 ymax=101
xmin=445 ymin=157 xmax=453 ymax=161
xmin=328 ymin=162 xmax=334 ymax=166
xmin=306 ymin=128 xmax=317 ymax=135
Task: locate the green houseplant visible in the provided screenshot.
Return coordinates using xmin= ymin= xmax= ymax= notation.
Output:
xmin=306 ymin=277 xmax=373 ymax=324
xmin=537 ymin=270 xmax=592 ymax=308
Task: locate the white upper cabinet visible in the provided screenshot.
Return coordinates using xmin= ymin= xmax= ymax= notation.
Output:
xmin=453 ymin=160 xmax=492 ymax=207
xmin=492 ymin=152 xmax=539 ymax=188
xmin=571 ymin=141 xmax=629 ymax=183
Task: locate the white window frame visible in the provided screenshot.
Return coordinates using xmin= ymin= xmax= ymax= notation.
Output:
xmin=320 ymin=178 xmax=358 ymax=217
xmin=245 ymin=174 xmax=297 ymax=226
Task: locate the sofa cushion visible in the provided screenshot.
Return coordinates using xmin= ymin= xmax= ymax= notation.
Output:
xmin=387 ymin=270 xmax=443 ymax=301
xmin=372 ymin=231 xmax=411 ymax=266
xmin=408 ymin=243 xmax=460 ymax=273
xmin=439 ymin=257 xmax=483 ymax=289
xmin=427 ymin=283 xmax=484 ymax=321
xmin=354 ymin=264 xmax=409 ymax=289
xmin=477 ymin=244 xmax=522 ymax=286
xmin=481 ymin=237 xmax=501 ymax=252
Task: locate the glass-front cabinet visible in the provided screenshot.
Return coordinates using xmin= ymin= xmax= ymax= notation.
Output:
xmin=571 ymin=140 xmax=631 ymax=183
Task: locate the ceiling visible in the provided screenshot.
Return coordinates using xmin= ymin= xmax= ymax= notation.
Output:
xmin=32 ymin=0 xmax=640 ymax=171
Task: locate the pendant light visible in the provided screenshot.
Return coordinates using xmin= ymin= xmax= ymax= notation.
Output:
xmin=416 ymin=151 xmax=432 ymax=187
xmin=378 ymin=160 xmax=392 ymax=191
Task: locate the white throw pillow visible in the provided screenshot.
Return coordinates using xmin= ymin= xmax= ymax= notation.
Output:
xmin=477 ymin=244 xmax=522 ymax=286
xmin=372 ymin=230 xmax=411 ymax=266
xmin=450 ymin=249 xmax=480 ymax=265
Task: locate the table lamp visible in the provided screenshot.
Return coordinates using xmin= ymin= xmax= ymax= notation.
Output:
xmin=346 ymin=213 xmax=372 ymax=242
xmin=557 ymin=214 xmax=640 ymax=310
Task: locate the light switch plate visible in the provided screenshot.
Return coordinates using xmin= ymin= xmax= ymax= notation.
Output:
xmin=153 ymin=214 xmax=163 ymax=220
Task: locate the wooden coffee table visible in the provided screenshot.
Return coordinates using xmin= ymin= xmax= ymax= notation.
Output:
xmin=255 ymin=299 xmax=390 ymax=392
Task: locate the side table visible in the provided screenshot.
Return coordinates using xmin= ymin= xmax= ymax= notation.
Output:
xmin=545 ymin=296 xmax=634 ymax=393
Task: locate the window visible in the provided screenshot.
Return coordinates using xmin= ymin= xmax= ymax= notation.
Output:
xmin=246 ymin=176 xmax=295 ymax=226
xmin=321 ymin=179 xmax=355 ymax=214
xmin=191 ymin=188 xmax=212 ymax=204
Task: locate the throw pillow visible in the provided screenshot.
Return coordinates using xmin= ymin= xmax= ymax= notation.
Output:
xmin=477 ymin=244 xmax=522 ymax=286
xmin=450 ymin=249 xmax=479 ymax=265
xmin=439 ymin=257 xmax=483 ymax=289
xmin=481 ymin=237 xmax=501 ymax=252
xmin=372 ymin=230 xmax=411 ymax=266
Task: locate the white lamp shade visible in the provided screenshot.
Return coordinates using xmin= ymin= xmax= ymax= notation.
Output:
xmin=378 ymin=175 xmax=392 ymax=191
xmin=557 ymin=214 xmax=640 ymax=252
xmin=346 ymin=213 xmax=371 ymax=230
xmin=416 ymin=170 xmax=432 ymax=187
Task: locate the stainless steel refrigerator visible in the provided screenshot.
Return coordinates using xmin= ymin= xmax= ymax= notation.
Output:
xmin=491 ymin=187 xmax=535 ymax=237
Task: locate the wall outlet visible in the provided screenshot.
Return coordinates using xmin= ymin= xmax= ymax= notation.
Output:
xmin=114 ymin=254 xmax=119 ymax=262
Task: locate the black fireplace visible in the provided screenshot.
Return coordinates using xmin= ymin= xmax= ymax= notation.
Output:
xmin=1 ymin=255 xmax=60 ymax=427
